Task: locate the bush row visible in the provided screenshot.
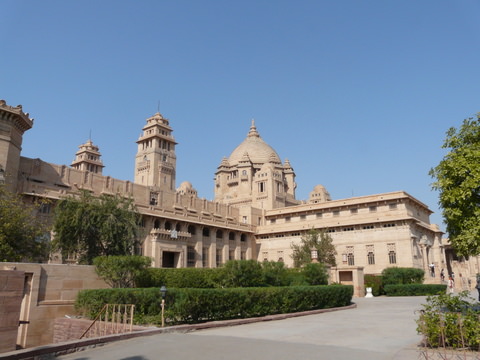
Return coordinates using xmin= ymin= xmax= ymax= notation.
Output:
xmin=364 ymin=267 xmax=427 ymax=296
xmin=76 ymin=285 xmax=353 ymax=325
xmin=384 ymin=284 xmax=447 ymax=296
xmin=136 ymin=260 xmax=328 ymax=288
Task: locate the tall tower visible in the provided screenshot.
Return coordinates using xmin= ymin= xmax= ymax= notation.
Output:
xmin=0 ymin=100 xmax=33 ymax=190
xmin=134 ymin=112 xmax=177 ymax=192
xmin=71 ymin=139 xmax=104 ymax=174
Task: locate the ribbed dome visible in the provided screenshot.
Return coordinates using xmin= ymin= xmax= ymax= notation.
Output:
xmin=228 ymin=120 xmax=281 ymax=166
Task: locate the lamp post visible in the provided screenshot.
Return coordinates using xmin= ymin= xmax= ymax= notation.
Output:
xmin=311 ymin=249 xmax=318 ymax=263
xmin=160 ymin=285 xmax=167 ymax=327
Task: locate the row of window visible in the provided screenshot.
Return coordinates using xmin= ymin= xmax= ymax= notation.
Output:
xmin=342 ymin=244 xmax=397 ymax=266
xmin=268 ymin=203 xmax=399 ymax=224
xmin=151 ymin=219 xmax=248 ymax=241
xmin=186 ymin=246 xmax=247 ymax=267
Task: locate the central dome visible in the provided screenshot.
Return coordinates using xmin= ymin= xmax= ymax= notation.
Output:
xmin=228 ymin=121 xmax=281 ymax=166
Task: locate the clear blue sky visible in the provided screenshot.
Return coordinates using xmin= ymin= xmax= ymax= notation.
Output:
xmin=2 ymin=1 xmax=480 ymax=230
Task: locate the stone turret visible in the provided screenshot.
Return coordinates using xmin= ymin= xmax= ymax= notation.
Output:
xmin=71 ymin=139 xmax=104 ymax=174
xmin=0 ymin=100 xmax=34 ymax=190
xmin=134 ymin=112 xmax=177 ymax=192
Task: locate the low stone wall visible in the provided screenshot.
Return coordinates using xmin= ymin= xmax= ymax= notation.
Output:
xmin=0 ymin=263 xmax=109 ymax=349
xmin=0 ymin=270 xmax=24 ymax=353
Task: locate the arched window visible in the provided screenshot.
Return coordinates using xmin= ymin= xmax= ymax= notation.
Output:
xmin=176 ymin=223 xmax=181 ymax=232
xmin=229 ymin=232 xmax=235 ymax=241
xmin=240 ymin=234 xmax=247 ymax=242
xmin=203 ymin=227 xmax=210 ymax=237
xmin=216 ymin=230 xmax=223 ymax=239
xmin=188 ymin=225 xmax=196 ymax=235
xmin=154 ymin=219 xmax=160 ymax=229
xmin=165 ymin=221 xmax=172 ymax=230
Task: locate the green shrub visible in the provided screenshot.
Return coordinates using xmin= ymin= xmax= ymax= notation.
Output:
xmin=364 ymin=274 xmax=384 ymax=296
xmin=221 ymin=260 xmax=263 ymax=287
xmin=384 ymin=284 xmax=447 ymax=296
xmin=381 ymin=267 xmax=424 ymax=285
xmin=76 ymin=285 xmax=353 ymax=325
xmin=93 ymin=255 xmax=152 ymax=288
xmin=261 ymin=261 xmax=290 ymax=286
xmin=416 ymin=291 xmax=480 ymax=349
xmin=301 ymin=263 xmax=328 ymax=285
xmin=136 ymin=267 xmax=221 ymax=288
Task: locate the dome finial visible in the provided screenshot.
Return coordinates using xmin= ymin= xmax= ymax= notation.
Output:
xmin=248 ymin=119 xmax=260 ymax=138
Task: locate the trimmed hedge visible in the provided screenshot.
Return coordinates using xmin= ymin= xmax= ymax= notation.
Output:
xmin=384 ymin=284 xmax=447 ymax=296
xmin=76 ymin=285 xmax=353 ymax=325
xmin=381 ymin=267 xmax=424 ymax=285
xmin=135 ymin=261 xmax=328 ymax=288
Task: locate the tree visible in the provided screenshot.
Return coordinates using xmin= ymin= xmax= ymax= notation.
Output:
xmin=290 ymin=229 xmax=337 ymax=267
xmin=52 ymin=191 xmax=142 ymax=264
xmin=93 ymin=255 xmax=151 ymax=288
xmin=0 ymin=185 xmax=50 ymax=262
xmin=430 ymin=113 xmax=480 ymax=256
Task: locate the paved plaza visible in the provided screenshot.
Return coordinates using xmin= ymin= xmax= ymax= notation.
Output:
xmin=56 ymin=295 xmax=434 ymax=360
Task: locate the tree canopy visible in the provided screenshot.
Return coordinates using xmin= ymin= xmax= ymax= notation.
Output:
xmin=52 ymin=191 xmax=142 ymax=264
xmin=0 ymin=185 xmax=50 ymax=262
xmin=430 ymin=113 xmax=480 ymax=256
xmin=290 ymin=229 xmax=337 ymax=267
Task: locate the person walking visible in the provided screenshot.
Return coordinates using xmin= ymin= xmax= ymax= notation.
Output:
xmin=440 ymin=269 xmax=445 ymax=282
xmin=447 ymin=276 xmax=455 ymax=294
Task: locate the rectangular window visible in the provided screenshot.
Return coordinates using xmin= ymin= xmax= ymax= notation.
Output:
xmin=389 ymin=203 xmax=397 ymax=210
xmin=300 ymin=214 xmax=306 ymax=220
xmin=263 ymin=251 xmax=268 ymax=262
xmin=350 ymin=208 xmax=358 ymax=214
xmin=216 ymin=249 xmax=222 ymax=267
xmin=187 ymin=246 xmax=196 ymax=267
xmin=241 ymin=251 xmax=246 ymax=260
xmin=389 ymin=251 xmax=397 ymax=264
xmin=369 ymin=206 xmax=377 ymax=212
xmin=270 ymin=219 xmax=276 ymax=224
xmin=229 ymin=250 xmax=235 ymax=260
xmin=333 ymin=211 xmax=340 ymax=217
xmin=316 ymin=213 xmax=323 ymax=218
xmin=285 ymin=217 xmax=291 ymax=222
xmin=347 ymin=253 xmax=355 ymax=266
xmin=259 ymin=182 xmax=265 ymax=193
xmin=367 ymin=252 xmax=375 ymax=265
xmin=387 ymin=243 xmax=397 ymax=264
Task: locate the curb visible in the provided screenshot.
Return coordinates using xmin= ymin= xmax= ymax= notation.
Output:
xmin=0 ymin=303 xmax=356 ymax=360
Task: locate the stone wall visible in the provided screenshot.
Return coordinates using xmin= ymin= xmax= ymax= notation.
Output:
xmin=0 ymin=269 xmax=24 ymax=353
xmin=0 ymin=263 xmax=109 ymax=349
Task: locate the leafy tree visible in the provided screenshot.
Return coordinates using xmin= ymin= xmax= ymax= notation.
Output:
xmin=261 ymin=261 xmax=289 ymax=286
xmin=430 ymin=114 xmax=480 ymax=256
xmin=0 ymin=185 xmax=50 ymax=262
xmin=93 ymin=255 xmax=152 ymax=288
xmin=302 ymin=262 xmax=329 ymax=285
xmin=221 ymin=260 xmax=263 ymax=287
xmin=52 ymin=191 xmax=142 ymax=264
xmin=290 ymin=229 xmax=337 ymax=267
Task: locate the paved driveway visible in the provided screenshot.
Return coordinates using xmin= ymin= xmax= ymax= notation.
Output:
xmin=57 ymin=295 xmax=428 ymax=360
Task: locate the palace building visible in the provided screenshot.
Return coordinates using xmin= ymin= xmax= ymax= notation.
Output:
xmin=0 ymin=99 xmax=450 ymax=275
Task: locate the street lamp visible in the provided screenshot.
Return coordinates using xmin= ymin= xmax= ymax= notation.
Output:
xmin=160 ymin=285 xmax=167 ymax=327
xmin=311 ymin=249 xmax=318 ymax=263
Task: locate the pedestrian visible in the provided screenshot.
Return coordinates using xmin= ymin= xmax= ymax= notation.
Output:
xmin=429 ymin=263 xmax=435 ymax=277
xmin=440 ymin=269 xmax=445 ymax=282
xmin=476 ymin=275 xmax=480 ymax=301
xmin=447 ymin=276 xmax=454 ymax=294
